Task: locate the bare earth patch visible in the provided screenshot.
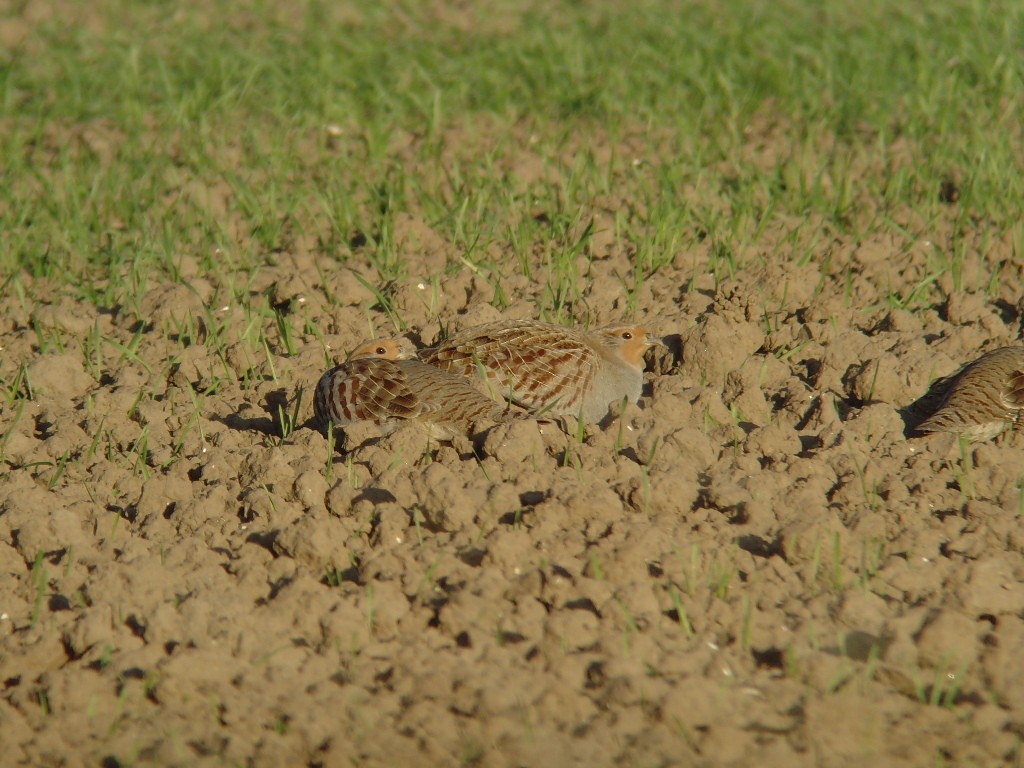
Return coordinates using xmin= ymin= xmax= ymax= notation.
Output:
xmin=3 ymin=118 xmax=1024 ymax=768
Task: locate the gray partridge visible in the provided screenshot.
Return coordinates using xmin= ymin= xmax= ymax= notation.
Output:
xmin=314 ymin=339 xmax=512 ymax=441
xmin=916 ymin=346 xmax=1024 ymax=442
xmin=421 ymin=319 xmax=662 ymax=423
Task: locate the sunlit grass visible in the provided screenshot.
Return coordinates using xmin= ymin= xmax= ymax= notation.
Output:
xmin=0 ymin=0 xmax=1020 ymax=323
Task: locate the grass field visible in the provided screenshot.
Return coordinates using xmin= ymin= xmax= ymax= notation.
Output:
xmin=4 ymin=0 xmax=1022 ymax=305
xmin=2 ymin=1 xmax=1024 ymax=765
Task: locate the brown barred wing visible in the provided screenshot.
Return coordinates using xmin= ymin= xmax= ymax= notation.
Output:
xmin=423 ymin=320 xmax=599 ymax=416
xmin=314 ymin=358 xmax=507 ymax=437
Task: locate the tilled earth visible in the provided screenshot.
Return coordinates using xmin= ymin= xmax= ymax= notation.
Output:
xmin=2 ymin=120 xmax=1024 ymax=767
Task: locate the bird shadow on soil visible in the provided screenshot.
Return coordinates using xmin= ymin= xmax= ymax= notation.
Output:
xmin=215 ymin=388 xmax=290 ymax=437
xmin=899 ymin=378 xmax=950 ymax=439
xmin=218 ymin=412 xmax=277 ymax=435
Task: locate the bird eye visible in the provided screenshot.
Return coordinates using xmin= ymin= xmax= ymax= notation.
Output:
xmin=376 ymin=346 xmax=388 ymax=356
xmin=621 ymin=331 xmax=633 ymax=340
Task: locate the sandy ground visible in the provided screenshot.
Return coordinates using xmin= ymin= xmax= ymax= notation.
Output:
xmin=3 ymin=78 xmax=1024 ymax=768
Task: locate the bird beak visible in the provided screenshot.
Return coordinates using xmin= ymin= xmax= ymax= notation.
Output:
xmin=646 ymin=334 xmax=667 ymax=349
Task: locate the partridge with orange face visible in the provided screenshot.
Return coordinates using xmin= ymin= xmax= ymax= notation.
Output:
xmin=314 ymin=338 xmax=511 ymax=440
xmin=916 ymin=346 xmax=1024 ymax=442
xmin=421 ymin=319 xmax=662 ymax=423
xmin=346 ymin=337 xmax=417 ymax=361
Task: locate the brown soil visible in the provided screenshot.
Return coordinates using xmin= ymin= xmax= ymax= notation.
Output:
xmin=3 ymin=90 xmax=1024 ymax=768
